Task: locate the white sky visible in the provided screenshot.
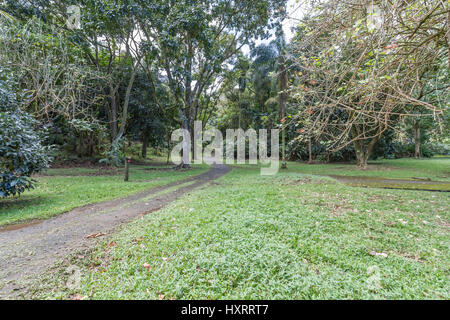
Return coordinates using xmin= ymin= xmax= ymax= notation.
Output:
xmin=243 ymin=0 xmax=305 ymax=56
xmin=283 ymin=0 xmax=305 ymax=41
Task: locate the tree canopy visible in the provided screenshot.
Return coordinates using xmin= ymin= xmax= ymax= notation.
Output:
xmin=0 ymin=0 xmax=448 ymax=197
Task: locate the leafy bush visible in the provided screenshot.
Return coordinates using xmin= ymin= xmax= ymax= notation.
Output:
xmin=122 ymin=142 xmax=164 ymax=160
xmin=0 ymin=68 xmax=51 ymax=197
xmin=287 ymin=138 xmax=355 ymax=162
xmin=100 ymin=138 xmax=125 ymax=167
xmin=424 ymin=142 xmax=450 ymax=156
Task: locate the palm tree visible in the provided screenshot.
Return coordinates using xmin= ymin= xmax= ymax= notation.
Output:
xmin=275 ymin=27 xmax=288 ymax=169
xmin=251 ymin=26 xmax=289 ymax=168
xmin=0 ymin=9 xmax=13 ymax=21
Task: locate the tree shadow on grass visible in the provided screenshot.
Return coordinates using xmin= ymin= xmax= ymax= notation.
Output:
xmin=0 ymin=196 xmax=40 ymax=207
xmin=0 ymin=195 xmax=54 ymax=228
xmin=0 ymin=195 xmax=46 ymax=215
xmin=329 ymin=175 xmax=450 ymax=192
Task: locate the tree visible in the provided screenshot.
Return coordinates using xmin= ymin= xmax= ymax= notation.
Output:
xmin=0 ymin=67 xmax=51 ymax=197
xmin=290 ymin=0 xmax=447 ymax=168
xmin=250 ymin=31 xmax=290 ymax=166
xmin=127 ymin=70 xmax=173 ymax=159
xmin=3 ymin=0 xmax=145 ymax=155
xmin=137 ymin=0 xmax=287 ymax=165
xmin=0 ymin=17 xmax=104 ymax=124
xmin=275 ymin=27 xmax=288 ymax=168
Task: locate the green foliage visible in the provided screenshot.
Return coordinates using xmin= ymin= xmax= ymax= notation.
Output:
xmin=0 ymin=68 xmax=51 ymax=197
xmin=425 ymin=143 xmax=450 ymax=156
xmin=127 ymin=71 xmax=171 ymax=150
xmin=100 ymin=138 xmax=125 ymax=167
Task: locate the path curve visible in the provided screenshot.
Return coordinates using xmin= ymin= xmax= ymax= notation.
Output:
xmin=0 ymin=164 xmax=230 ymax=299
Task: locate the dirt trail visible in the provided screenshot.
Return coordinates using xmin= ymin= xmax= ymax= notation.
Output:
xmin=0 ymin=164 xmax=230 ymax=299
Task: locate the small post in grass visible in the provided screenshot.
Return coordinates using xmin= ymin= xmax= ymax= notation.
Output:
xmin=124 ymin=156 xmax=131 ymax=182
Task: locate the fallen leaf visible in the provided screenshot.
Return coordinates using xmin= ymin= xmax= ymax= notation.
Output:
xmin=369 ymin=251 xmax=388 ymax=258
xmin=143 ymin=263 xmax=152 ymax=271
xmin=85 ymin=232 xmax=106 ymax=239
xmin=108 ymin=241 xmax=117 ymax=247
xmin=71 ymin=294 xmax=83 ymax=300
xmin=132 ymin=237 xmax=144 ymax=244
xmin=158 ymin=294 xmax=165 ymax=300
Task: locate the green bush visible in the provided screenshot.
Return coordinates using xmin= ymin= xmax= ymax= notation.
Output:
xmin=100 ymin=138 xmax=125 ymax=167
xmin=0 ymin=68 xmax=51 ymax=197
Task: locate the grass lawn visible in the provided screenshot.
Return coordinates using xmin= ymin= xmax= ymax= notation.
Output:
xmin=284 ymin=157 xmax=450 ymax=181
xmin=0 ymin=164 xmax=208 ymax=226
xmin=283 ymin=158 xmax=450 ymax=192
xmin=32 ymin=158 xmax=449 ymax=300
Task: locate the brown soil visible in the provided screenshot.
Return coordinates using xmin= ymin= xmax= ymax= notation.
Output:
xmin=0 ymin=164 xmax=230 ymax=299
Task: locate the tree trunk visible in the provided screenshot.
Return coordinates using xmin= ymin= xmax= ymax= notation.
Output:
xmin=448 ymin=10 xmax=450 ymax=68
xmin=354 ymin=145 xmax=368 ymax=169
xmin=142 ymin=134 xmax=149 ymax=159
xmin=414 ymin=122 xmax=421 ymax=158
xmin=357 ymin=154 xmax=369 ymax=169
xmin=238 ymin=95 xmax=242 ymax=129
xmin=173 ymin=102 xmax=191 ymax=169
xmin=308 ymin=137 xmax=313 ymax=164
xmin=278 ymin=54 xmax=288 ymax=169
xmin=166 ymin=131 xmax=171 ymax=164
xmin=114 ymin=58 xmax=141 ymax=144
xmin=354 ymin=136 xmax=379 ymax=170
xmin=109 ymin=84 xmax=119 ymax=142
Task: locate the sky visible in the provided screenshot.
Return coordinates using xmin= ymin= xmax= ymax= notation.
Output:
xmin=283 ymin=0 xmax=305 ymax=41
xmin=242 ymin=0 xmax=305 ymax=56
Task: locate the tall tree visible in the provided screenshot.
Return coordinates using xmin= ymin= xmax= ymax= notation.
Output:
xmin=137 ymin=0 xmax=287 ymax=165
xmin=290 ymin=0 xmax=448 ymax=168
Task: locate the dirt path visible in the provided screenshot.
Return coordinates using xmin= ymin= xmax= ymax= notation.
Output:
xmin=0 ymin=164 xmax=230 ymax=299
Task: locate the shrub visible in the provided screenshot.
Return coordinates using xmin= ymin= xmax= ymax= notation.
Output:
xmin=0 ymin=68 xmax=51 ymax=197
xmin=100 ymin=138 xmax=125 ymax=167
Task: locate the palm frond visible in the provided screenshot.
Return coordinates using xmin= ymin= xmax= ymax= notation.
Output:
xmin=0 ymin=9 xmax=14 ymax=22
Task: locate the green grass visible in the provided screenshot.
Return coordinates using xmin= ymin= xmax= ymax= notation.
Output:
xmin=336 ymin=179 xmax=450 ymax=192
xmin=32 ymin=160 xmax=449 ymax=300
xmin=0 ymin=164 xmax=208 ymax=226
xmin=282 ymin=158 xmax=450 ymax=181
